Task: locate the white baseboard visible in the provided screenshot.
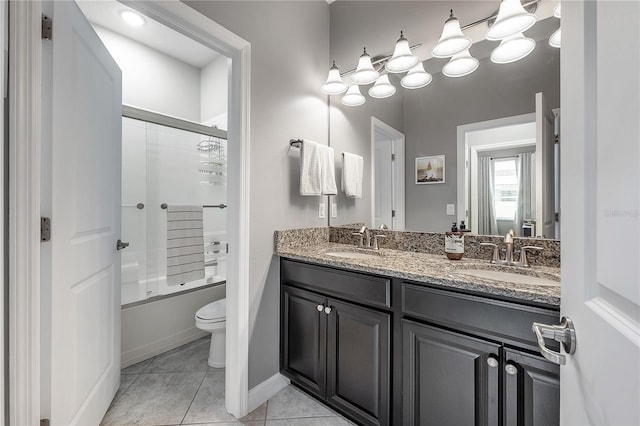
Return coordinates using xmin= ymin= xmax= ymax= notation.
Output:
xmin=121 ymin=327 xmax=208 ymax=368
xmin=247 ymin=373 xmax=290 ymax=413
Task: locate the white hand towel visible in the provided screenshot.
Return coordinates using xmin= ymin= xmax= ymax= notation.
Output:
xmin=300 ymin=139 xmax=337 ymax=196
xmin=341 ymin=152 xmax=364 ymax=198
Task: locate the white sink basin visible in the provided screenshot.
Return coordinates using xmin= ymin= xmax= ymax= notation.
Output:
xmin=456 ymin=269 xmax=560 ymax=287
xmin=325 ymin=251 xmax=380 ymax=260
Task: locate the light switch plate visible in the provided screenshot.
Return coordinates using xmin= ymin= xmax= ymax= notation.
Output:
xmin=446 ymin=204 xmax=455 ymax=215
xmin=331 ymin=203 xmax=337 ymax=218
xmin=319 ymin=202 xmax=326 ymax=219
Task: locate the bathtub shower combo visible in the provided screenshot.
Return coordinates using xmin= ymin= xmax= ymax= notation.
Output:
xmin=121 ymin=106 xmax=228 ymax=307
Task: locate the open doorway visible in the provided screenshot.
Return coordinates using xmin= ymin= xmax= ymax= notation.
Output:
xmin=8 ymin=1 xmax=250 ymax=424
xmin=371 ymin=118 xmax=405 ymax=230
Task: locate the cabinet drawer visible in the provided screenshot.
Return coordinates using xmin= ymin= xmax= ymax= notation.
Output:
xmin=281 ymin=259 xmax=391 ymax=309
xmin=402 ymin=282 xmax=559 ymax=352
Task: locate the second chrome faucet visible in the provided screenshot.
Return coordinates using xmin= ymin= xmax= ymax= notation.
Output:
xmin=480 ymin=229 xmax=543 ymax=267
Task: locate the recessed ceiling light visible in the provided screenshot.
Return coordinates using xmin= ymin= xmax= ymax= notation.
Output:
xmin=120 ymin=10 xmax=145 ymax=27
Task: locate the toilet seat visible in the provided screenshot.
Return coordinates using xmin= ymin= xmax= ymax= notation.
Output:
xmin=196 ymin=298 xmax=226 ymax=323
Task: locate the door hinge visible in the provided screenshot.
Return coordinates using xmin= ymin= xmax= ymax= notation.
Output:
xmin=42 ymin=15 xmax=52 ymax=40
xmin=41 ymin=419 xmax=50 ymax=426
xmin=391 ymin=154 xmax=395 ymax=161
xmin=41 ymin=217 xmax=51 ymax=242
xmin=555 ymin=212 xmax=560 ymax=222
xmin=391 ymin=210 xmax=396 ymax=218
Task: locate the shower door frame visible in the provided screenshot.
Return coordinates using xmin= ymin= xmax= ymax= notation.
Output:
xmin=8 ymin=0 xmax=252 ymax=422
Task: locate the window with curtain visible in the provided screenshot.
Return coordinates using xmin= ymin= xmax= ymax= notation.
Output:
xmin=493 ymin=158 xmax=518 ymax=220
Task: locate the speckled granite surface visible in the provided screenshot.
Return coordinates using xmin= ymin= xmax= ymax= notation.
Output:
xmin=275 ymin=228 xmax=561 ymax=307
xmin=329 ymin=227 xmax=560 ymax=268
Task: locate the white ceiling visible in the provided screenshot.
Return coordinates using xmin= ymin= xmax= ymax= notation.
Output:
xmin=76 ymin=0 xmax=219 ymax=69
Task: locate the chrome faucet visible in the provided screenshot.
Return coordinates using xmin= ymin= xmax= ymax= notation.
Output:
xmin=480 ymin=229 xmax=544 ymax=267
xmin=352 ymin=226 xmax=386 ymax=250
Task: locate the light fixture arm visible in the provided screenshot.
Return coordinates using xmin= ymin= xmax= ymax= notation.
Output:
xmin=461 ymin=0 xmax=541 ymax=31
xmin=340 ymin=43 xmax=423 ymax=77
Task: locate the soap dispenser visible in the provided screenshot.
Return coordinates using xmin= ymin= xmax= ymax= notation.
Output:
xmin=445 ymin=223 xmax=465 ymax=260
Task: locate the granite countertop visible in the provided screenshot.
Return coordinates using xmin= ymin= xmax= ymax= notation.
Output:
xmin=276 ymin=242 xmax=561 ymax=307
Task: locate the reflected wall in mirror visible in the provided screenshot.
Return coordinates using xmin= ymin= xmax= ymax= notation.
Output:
xmin=328 ymin=1 xmax=560 ymax=239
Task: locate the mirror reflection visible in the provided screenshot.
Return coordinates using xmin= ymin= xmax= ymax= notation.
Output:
xmin=328 ymin=1 xmax=560 ymax=239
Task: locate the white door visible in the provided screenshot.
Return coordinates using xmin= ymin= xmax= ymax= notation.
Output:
xmin=371 ymin=118 xmax=405 ymax=230
xmin=45 ymin=1 xmax=122 ymax=424
xmin=374 ymin=131 xmax=393 ymax=229
xmin=535 ymin=92 xmax=556 ymax=239
xmin=560 ymin=1 xmax=639 ymax=424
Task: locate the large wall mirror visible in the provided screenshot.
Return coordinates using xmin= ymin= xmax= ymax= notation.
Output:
xmin=328 ymin=1 xmax=560 ymax=239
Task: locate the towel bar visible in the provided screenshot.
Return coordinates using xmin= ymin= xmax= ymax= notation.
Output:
xmin=289 ymin=139 xmax=302 ymax=148
xmin=160 ymin=203 xmax=227 ymax=209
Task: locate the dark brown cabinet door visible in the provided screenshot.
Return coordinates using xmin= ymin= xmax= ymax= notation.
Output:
xmin=402 ymin=320 xmax=501 ymax=426
xmin=281 ymin=285 xmax=327 ymax=398
xmin=504 ymin=348 xmax=560 ymax=426
xmin=326 ymin=298 xmax=391 ymax=426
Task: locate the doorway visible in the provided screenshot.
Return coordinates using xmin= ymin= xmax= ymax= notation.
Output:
xmin=371 ymin=118 xmax=405 ymax=230
xmin=8 ymin=1 xmax=251 ymax=424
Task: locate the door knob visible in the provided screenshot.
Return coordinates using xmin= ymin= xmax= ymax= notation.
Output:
xmin=317 ymin=304 xmax=325 ymax=312
xmin=505 ymin=363 xmax=518 ymax=376
xmin=324 ymin=306 xmax=332 ymax=314
xmin=486 ymin=356 xmax=499 ymax=368
xmin=116 ymin=239 xmax=130 ymax=251
xmin=532 ymin=316 xmax=576 ymax=365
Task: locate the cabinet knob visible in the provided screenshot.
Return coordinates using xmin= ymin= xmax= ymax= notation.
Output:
xmin=317 ymin=304 xmax=324 ymax=312
xmin=487 ymin=356 xmax=499 ymax=368
xmin=324 ymin=306 xmax=332 ymax=314
xmin=505 ymin=363 xmax=518 ymax=376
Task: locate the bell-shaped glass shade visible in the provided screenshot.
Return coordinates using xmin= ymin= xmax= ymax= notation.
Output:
xmin=553 ymin=3 xmax=561 ymax=18
xmin=341 ymin=85 xmax=366 ymax=106
xmin=351 ymin=48 xmax=380 ymax=85
xmin=486 ymin=0 xmax=537 ymax=41
xmin=385 ymin=32 xmax=419 ymax=73
xmin=321 ymin=61 xmax=347 ymax=95
xmin=490 ymin=33 xmax=536 ymax=64
xmin=401 ymin=62 xmax=433 ymax=89
xmin=549 ymin=27 xmax=561 ymax=48
xmin=431 ymin=11 xmax=472 ymax=58
xmin=442 ymin=49 xmax=479 ymax=78
xmin=368 ymin=75 xmax=396 ymax=98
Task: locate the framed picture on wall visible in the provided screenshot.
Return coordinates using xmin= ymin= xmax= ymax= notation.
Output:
xmin=416 ymin=155 xmax=445 ymax=184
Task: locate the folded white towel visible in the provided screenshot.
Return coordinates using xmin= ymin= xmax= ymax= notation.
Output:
xmin=341 ymin=152 xmax=364 ymax=198
xmin=166 ymin=205 xmax=205 ymax=286
xmin=299 ymin=139 xmax=337 ymax=196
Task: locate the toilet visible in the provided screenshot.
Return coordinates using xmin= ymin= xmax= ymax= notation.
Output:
xmin=195 ymin=298 xmax=226 ymax=368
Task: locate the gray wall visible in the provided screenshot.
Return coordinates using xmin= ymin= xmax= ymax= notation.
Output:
xmin=328 ymin=1 xmax=560 ymax=231
xmin=183 ymin=1 xmax=330 ymax=389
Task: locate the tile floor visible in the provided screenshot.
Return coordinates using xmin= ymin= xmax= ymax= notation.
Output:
xmin=102 ymin=337 xmax=353 ymax=425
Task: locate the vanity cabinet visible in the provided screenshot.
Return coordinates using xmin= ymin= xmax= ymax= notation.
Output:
xmin=281 ymin=260 xmax=391 ymax=426
xmin=401 ymin=282 xmax=560 ymax=426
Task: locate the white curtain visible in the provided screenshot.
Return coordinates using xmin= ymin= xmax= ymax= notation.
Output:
xmin=478 ymin=157 xmax=498 ymax=235
xmin=516 ymin=152 xmax=535 ymax=233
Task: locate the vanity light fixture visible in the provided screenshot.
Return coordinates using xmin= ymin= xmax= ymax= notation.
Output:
xmin=442 ymin=49 xmax=479 ymax=78
xmin=490 ymin=32 xmax=536 ymax=64
xmin=368 ymin=74 xmax=396 ymax=98
xmin=351 ymin=48 xmax=380 ymax=85
xmin=341 ymin=85 xmax=366 ymax=106
xmin=486 ymin=0 xmax=537 ymax=41
xmin=322 ymin=61 xmax=348 ymax=95
xmin=385 ymin=31 xmax=419 ymax=73
xmin=432 ymin=10 xmax=472 ymax=58
xmin=549 ymin=28 xmax=561 ymax=48
xmin=549 ymin=3 xmax=561 ymax=48
xmin=401 ymin=62 xmax=433 ymax=89
xmin=120 ymin=9 xmax=145 ymax=27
